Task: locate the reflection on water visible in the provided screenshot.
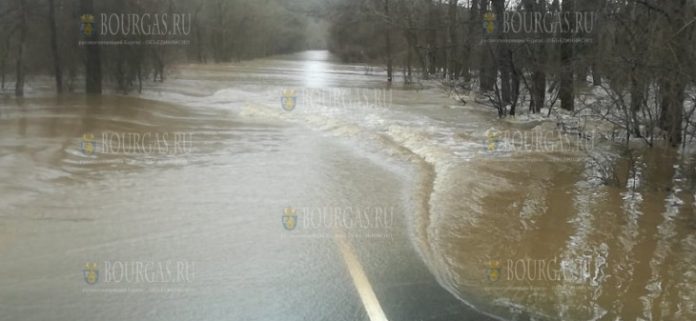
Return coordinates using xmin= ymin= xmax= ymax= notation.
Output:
xmin=303 ymin=51 xmax=330 ymax=88
xmin=432 ymin=149 xmax=696 ymax=321
xmin=0 ymin=51 xmax=694 ymax=321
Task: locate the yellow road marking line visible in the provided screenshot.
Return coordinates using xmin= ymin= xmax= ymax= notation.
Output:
xmin=334 ymin=233 xmax=389 ymax=321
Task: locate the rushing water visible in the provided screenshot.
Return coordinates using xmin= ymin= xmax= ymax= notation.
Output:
xmin=0 ymin=50 xmax=694 ymax=321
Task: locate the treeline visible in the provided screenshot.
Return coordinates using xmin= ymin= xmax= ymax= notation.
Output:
xmin=0 ymin=0 xmax=323 ymax=96
xmin=327 ymin=0 xmax=696 ymax=147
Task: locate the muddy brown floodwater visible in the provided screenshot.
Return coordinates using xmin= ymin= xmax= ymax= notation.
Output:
xmin=0 ymin=50 xmax=694 ymax=321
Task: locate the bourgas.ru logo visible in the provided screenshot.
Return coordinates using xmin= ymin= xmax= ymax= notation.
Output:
xmin=80 ymin=13 xmax=191 ymax=37
xmin=484 ymin=128 xmax=501 ymax=152
xmin=281 ymin=89 xmax=297 ymax=112
xmin=501 ymin=10 xmax=598 ymax=35
xmin=281 ymin=206 xmax=395 ymax=231
xmin=487 ymin=260 xmax=501 ymax=281
xmin=80 ymin=14 xmax=95 ymax=36
xmin=83 ymin=262 xmax=99 ymax=285
xmin=483 ymin=11 xmax=496 ymax=34
xmin=485 ymin=256 xmax=606 ymax=284
xmin=81 ymin=133 xmax=98 ymax=155
xmin=82 ymin=260 xmax=195 ymax=285
xmin=79 ymin=131 xmax=194 ymax=156
xmin=282 ymin=207 xmax=298 ymax=231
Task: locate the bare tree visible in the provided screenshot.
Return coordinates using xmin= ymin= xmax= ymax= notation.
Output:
xmin=384 ymin=0 xmax=393 ymax=82
xmin=80 ymin=0 xmax=101 ymax=94
xmin=14 ymin=0 xmax=27 ymax=97
xmin=656 ymin=0 xmax=689 ymax=146
xmin=559 ymin=0 xmax=575 ymax=111
xmin=48 ymin=0 xmax=62 ymax=93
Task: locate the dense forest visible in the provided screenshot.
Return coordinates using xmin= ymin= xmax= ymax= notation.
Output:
xmin=327 ymin=0 xmax=696 ymax=147
xmin=0 ymin=0 xmax=326 ymax=95
xmin=1 ymin=0 xmax=695 ymax=148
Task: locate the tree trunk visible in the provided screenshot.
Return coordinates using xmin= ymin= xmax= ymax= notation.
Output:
xmin=447 ymin=0 xmax=459 ymax=80
xmin=531 ymin=0 xmax=547 ymax=113
xmin=479 ymin=0 xmax=495 ymax=92
xmin=15 ymin=0 xmax=27 ymax=97
xmin=137 ymin=63 xmax=143 ymax=94
xmin=48 ymin=0 xmax=63 ymax=93
xmin=591 ymin=63 xmax=601 ymax=86
xmin=630 ymin=67 xmax=643 ymax=137
xmin=406 ymin=40 xmax=412 ymax=83
xmin=463 ymin=0 xmax=480 ymax=82
xmin=403 ymin=11 xmax=425 ymax=80
xmin=194 ymin=4 xmax=205 ymax=63
xmin=559 ymin=0 xmax=575 ymax=111
xmin=81 ymin=0 xmax=102 ymax=94
xmin=384 ymin=0 xmax=393 ymax=82
xmin=1 ymin=39 xmax=7 ymax=91
xmin=590 ymin=2 xmax=602 ymax=88
xmin=493 ymin=0 xmax=510 ymax=104
xmin=660 ymin=81 xmax=685 ymax=146
xmin=426 ymin=0 xmax=438 ymax=76
xmin=1 ymin=59 xmax=5 ymax=91
xmin=510 ymin=63 xmax=520 ymax=116
xmin=658 ymin=0 xmax=688 ymax=146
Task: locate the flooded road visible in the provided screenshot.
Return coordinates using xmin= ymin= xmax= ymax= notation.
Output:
xmin=0 ymin=51 xmax=694 ymax=321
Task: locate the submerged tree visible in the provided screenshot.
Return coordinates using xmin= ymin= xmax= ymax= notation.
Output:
xmin=80 ymin=0 xmax=101 ymax=94
xmin=48 ymin=0 xmax=62 ymax=93
xmin=14 ymin=0 xmax=28 ymax=97
xmin=1 ymin=0 xmax=320 ymax=95
xmin=326 ymin=0 xmax=696 ymax=148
